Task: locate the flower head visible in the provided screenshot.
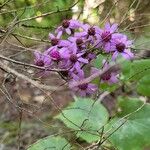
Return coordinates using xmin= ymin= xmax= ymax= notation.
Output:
xmin=56 ymin=19 xmax=81 ymax=36
xmin=62 ymin=43 xmax=88 ymax=70
xmin=82 ymin=52 xmax=97 ymax=62
xmin=91 ymin=60 xmax=119 ymax=84
xmin=75 ymin=24 xmax=101 ymax=42
xmin=99 ymin=22 xmax=118 ymax=52
xmin=45 ymin=47 xmax=61 ymax=61
xmin=101 ymin=60 xmax=119 ymax=84
xmin=68 ymin=36 xmax=86 ymax=51
xmin=34 ymin=51 xmax=51 ymax=67
xmin=69 ymin=71 xmax=97 ymax=97
xmin=49 ymin=33 xmax=70 ymax=48
xmin=111 ymin=34 xmax=134 ymax=60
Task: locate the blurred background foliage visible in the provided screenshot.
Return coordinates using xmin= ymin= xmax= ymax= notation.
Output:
xmin=0 ymin=0 xmax=150 ymax=47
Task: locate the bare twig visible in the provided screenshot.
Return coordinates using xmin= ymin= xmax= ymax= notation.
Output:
xmin=14 ymin=0 xmax=79 ymax=25
xmin=0 ymin=61 xmax=64 ymax=91
xmin=0 ymin=54 xmax=66 ymax=72
xmin=0 ymin=0 xmax=12 ymax=9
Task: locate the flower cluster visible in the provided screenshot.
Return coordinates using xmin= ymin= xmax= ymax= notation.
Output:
xmin=34 ymin=19 xmax=134 ymax=97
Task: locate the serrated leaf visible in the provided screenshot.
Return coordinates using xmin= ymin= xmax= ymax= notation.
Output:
xmin=27 ymin=136 xmax=71 ymax=150
xmin=108 ymin=97 xmax=150 ymax=150
xmin=56 ymin=97 xmax=109 ymax=143
xmin=121 ymin=59 xmax=150 ymax=81
xmin=137 ymin=75 xmax=150 ymax=97
xmin=131 ymin=59 xmax=150 ymax=80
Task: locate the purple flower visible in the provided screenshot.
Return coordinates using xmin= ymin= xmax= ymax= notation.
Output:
xmin=111 ymin=34 xmax=134 ymax=60
xmin=44 ymin=46 xmax=72 ymax=70
xmin=49 ymin=33 xmax=70 ymax=47
xmin=32 ymin=19 xmax=136 ymax=93
xmin=75 ymin=24 xmax=101 ymax=42
xmin=59 ymin=67 xmax=83 ymax=80
xmin=34 ymin=51 xmax=51 ymax=67
xmin=101 ymin=60 xmax=118 ymax=84
xmin=69 ymin=71 xmax=97 ymax=97
xmin=99 ymin=22 xmax=118 ymax=52
xmin=82 ymin=52 xmax=97 ymax=62
xmin=56 ymin=19 xmax=81 ymax=36
xmin=45 ymin=46 xmax=61 ymax=61
xmin=68 ymin=36 xmax=86 ymax=51
xmin=92 ymin=60 xmax=118 ymax=84
xmin=45 ymin=46 xmax=72 ymax=61
xmin=62 ymin=44 xmax=88 ymax=70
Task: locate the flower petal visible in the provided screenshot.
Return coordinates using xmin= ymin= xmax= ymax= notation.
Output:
xmin=110 ymin=23 xmax=118 ymax=32
xmin=75 ymin=32 xmax=87 ymax=38
xmin=66 ymin=28 xmax=71 ymax=35
xmin=123 ymin=50 xmax=134 ymax=59
xmin=78 ymin=57 xmax=88 ymax=64
xmin=109 ymin=75 xmax=118 ymax=83
xmin=79 ymin=90 xmax=86 ymax=97
xmin=49 ymin=33 xmax=55 ymax=40
xmin=112 ymin=51 xmax=118 ymax=60
xmin=104 ymin=42 xmax=111 ymax=52
xmin=34 ymin=51 xmax=41 ymax=60
xmin=105 ymin=22 xmax=111 ymax=30
xmin=82 ymin=24 xmax=90 ymax=31
xmin=59 ymin=40 xmax=70 ymax=47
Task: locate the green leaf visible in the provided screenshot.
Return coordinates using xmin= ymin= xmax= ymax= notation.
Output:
xmin=131 ymin=59 xmax=150 ymax=80
xmin=137 ymin=75 xmax=150 ymax=97
xmin=121 ymin=59 xmax=150 ymax=81
xmin=100 ymin=83 xmax=118 ymax=92
xmin=56 ymin=97 xmax=109 ymax=143
xmin=94 ymin=54 xmax=106 ymax=69
xmin=134 ymin=35 xmax=150 ymax=49
xmin=27 ymin=136 xmax=71 ymax=150
xmin=108 ymin=97 xmax=150 ymax=150
xmin=120 ymin=60 xmax=132 ymax=80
